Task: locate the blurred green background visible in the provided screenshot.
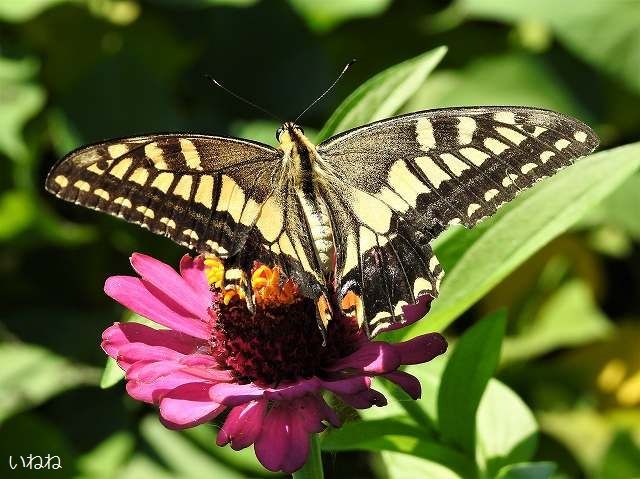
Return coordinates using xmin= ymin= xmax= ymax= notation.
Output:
xmin=1 ymin=0 xmax=640 ymax=478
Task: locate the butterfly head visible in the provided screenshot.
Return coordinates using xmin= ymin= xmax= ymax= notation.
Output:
xmin=276 ymin=122 xmax=305 ymax=143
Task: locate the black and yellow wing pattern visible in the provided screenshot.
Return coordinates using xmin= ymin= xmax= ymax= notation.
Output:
xmin=46 ymin=106 xmax=598 ymax=336
xmin=317 ymin=107 xmax=598 ymax=334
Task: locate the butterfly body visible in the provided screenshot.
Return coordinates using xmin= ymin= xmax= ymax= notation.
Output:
xmin=46 ymin=106 xmax=598 ymax=336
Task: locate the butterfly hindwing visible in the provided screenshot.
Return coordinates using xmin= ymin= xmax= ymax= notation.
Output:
xmin=318 ymin=106 xmax=598 ymax=332
xmin=45 ymin=134 xmax=282 ymax=259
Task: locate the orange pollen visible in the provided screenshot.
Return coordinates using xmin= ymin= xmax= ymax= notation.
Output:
xmin=251 ymin=265 xmax=298 ymax=305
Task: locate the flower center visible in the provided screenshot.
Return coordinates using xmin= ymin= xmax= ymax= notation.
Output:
xmin=206 ymin=259 xmax=360 ymax=386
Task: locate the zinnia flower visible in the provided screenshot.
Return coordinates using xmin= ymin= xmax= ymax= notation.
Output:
xmin=101 ymin=252 xmax=447 ymax=473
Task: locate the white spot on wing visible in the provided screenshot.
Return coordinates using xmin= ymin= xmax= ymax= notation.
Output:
xmin=415 ymin=156 xmax=451 ymax=188
xmin=574 ymin=131 xmax=588 ymax=142
xmin=416 ymin=118 xmax=436 ymax=151
xmin=457 ymin=116 xmax=476 ymax=145
xmin=484 ymin=137 xmax=509 ymax=155
xmin=555 ymin=139 xmax=571 ymax=150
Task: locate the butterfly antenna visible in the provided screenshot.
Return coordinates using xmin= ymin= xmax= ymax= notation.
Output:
xmin=205 ymin=74 xmax=282 ymax=122
xmin=294 ymin=59 xmax=356 ymax=124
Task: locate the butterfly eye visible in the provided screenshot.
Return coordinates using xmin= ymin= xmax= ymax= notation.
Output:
xmin=276 ymin=127 xmax=284 ymax=142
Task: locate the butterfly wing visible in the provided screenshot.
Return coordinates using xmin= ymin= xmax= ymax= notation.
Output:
xmin=317 ymin=106 xmax=599 ymax=333
xmin=46 ymin=133 xmax=328 ymax=304
xmin=46 ymin=134 xmax=282 ymax=258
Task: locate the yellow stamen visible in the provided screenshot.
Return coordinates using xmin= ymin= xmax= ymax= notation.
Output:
xmin=204 ymin=256 xmax=224 ymax=288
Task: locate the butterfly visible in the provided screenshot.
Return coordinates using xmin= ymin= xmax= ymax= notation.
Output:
xmin=45 ymin=105 xmax=598 ymax=336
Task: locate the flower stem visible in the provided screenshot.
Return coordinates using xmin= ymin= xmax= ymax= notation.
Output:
xmin=293 ymin=434 xmax=324 ymax=479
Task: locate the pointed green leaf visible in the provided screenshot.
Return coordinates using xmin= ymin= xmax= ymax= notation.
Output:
xmin=495 ymin=462 xmax=556 ymax=479
xmin=317 ymin=46 xmax=447 ymax=141
xmin=438 ymin=310 xmax=506 ymax=453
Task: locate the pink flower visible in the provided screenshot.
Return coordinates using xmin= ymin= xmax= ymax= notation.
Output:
xmin=101 ymin=253 xmax=447 ymax=473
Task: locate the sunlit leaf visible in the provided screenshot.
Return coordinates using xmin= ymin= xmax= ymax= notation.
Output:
xmin=477 ymin=381 xmax=538 ymax=476
xmin=184 ymin=424 xmax=278 ymax=477
xmin=0 ymin=343 xmax=100 ymax=421
xmin=502 ymin=280 xmax=613 ymax=364
xmin=323 ymin=426 xmax=475 ymax=478
xmin=0 ymin=0 xmax=70 ymax=21
xmin=457 ymin=0 xmax=640 ymax=95
xmin=76 ymin=432 xmax=135 ymax=479
xmin=438 ymin=311 xmax=506 ymax=453
xmin=140 ymin=416 xmax=246 ymax=479
xmin=317 ymin=46 xmax=447 ymax=141
xmin=495 ymin=462 xmax=556 ymax=479
xmin=406 ymin=142 xmax=640 ymax=336
xmin=288 ymin=0 xmax=391 ymax=32
xmin=381 ymin=451 xmax=464 ymax=479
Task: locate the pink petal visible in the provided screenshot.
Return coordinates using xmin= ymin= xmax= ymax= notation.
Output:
xmin=394 ymin=333 xmax=448 ymax=365
xmin=383 ymin=370 xmax=421 ymax=399
xmin=117 ymin=342 xmax=182 ymax=370
xmin=282 ymin=412 xmax=310 ymax=473
xmin=217 ymin=399 xmax=267 ymax=449
xmin=295 ymin=396 xmax=326 ymax=433
xmin=101 ymin=322 xmax=205 ymax=359
xmin=339 ymin=389 xmax=387 ymax=409
xmin=210 ymin=382 xmax=265 ymax=406
xmin=125 ymin=370 xmax=210 ymax=403
xmin=179 ymin=255 xmax=212 ymax=301
xmin=131 ymin=253 xmax=211 ymax=318
xmin=159 ymin=382 xmax=225 ymax=429
xmin=104 ymin=276 xmax=210 ymax=340
xmin=320 ymin=376 xmax=371 ymax=395
xmin=264 ymin=378 xmax=322 ymax=401
xmin=327 ymin=341 xmax=401 ymax=373
xmin=254 ymin=403 xmax=310 ymax=473
xmin=254 ymin=405 xmax=288 ymax=472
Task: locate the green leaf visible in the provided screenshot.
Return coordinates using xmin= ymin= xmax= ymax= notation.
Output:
xmin=119 ymin=455 xmax=181 ymax=479
xmin=100 ymin=357 xmax=125 ymax=389
xmin=317 ymin=46 xmax=447 ymax=141
xmin=323 ymin=424 xmax=474 ymax=478
xmin=322 ymin=417 xmax=431 ymax=450
xmin=0 ymin=190 xmax=36 ymax=241
xmin=495 ymin=462 xmax=556 ymax=479
xmin=381 ymin=451 xmax=464 ymax=479
xmin=76 ymin=432 xmax=135 ymax=479
xmin=0 ymin=0 xmax=70 ymax=22
xmin=502 ymin=280 xmax=613 ymax=364
xmin=288 ymin=0 xmax=391 ymax=32
xmin=140 ymin=416 xmax=246 ymax=479
xmin=404 ymin=53 xmax=589 ymax=121
xmin=184 ymin=424 xmax=278 ymax=477
xmin=598 ymin=431 xmax=640 ymax=479
xmin=406 ymin=141 xmax=640 ymax=336
xmin=476 ymin=380 xmax=538 ymax=476
xmin=457 ymin=0 xmax=640 ymax=95
xmin=438 ymin=311 xmax=506 ymax=453
xmin=0 ymin=343 xmax=100 ymax=421
xmin=0 ymin=55 xmax=45 ymax=164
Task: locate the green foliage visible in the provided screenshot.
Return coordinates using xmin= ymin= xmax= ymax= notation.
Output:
xmin=0 ymin=343 xmax=100 ymax=422
xmin=457 ymin=0 xmax=640 ymax=95
xmin=438 ymin=311 xmax=506 ymax=454
xmin=318 ymin=46 xmax=447 ymax=140
xmin=2 ymin=1 xmax=640 ymax=478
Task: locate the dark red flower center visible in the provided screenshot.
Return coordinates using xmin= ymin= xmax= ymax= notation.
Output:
xmin=209 ymin=294 xmax=361 ymax=386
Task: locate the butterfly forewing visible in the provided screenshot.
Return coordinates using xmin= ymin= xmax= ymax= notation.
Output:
xmin=318 ymin=106 xmax=598 ymax=332
xmin=45 ymin=134 xmax=282 ymax=258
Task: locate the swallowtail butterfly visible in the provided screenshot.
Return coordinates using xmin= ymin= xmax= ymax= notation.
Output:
xmin=45 ymin=104 xmax=598 ymax=336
